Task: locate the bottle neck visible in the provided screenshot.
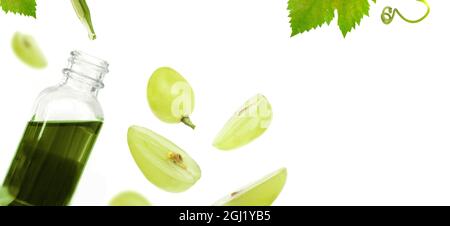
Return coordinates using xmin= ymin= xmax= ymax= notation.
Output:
xmin=60 ymin=75 xmax=101 ymax=96
xmin=61 ymin=51 xmax=109 ymax=96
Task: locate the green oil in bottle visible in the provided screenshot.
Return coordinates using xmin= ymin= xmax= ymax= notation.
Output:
xmin=1 ymin=120 xmax=102 ymax=206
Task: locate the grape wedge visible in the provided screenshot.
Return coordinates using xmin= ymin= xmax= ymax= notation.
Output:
xmin=127 ymin=125 xmax=201 ymax=193
xmin=214 ymin=168 xmax=287 ymax=206
xmin=11 ymin=32 xmax=47 ymax=69
xmin=213 ymin=94 xmax=272 ymax=150
xmin=109 ymin=191 xmax=151 ymax=206
xmin=147 ymin=67 xmax=196 ymax=129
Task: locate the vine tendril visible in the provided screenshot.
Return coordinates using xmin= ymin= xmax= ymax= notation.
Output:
xmin=381 ymin=0 xmax=430 ymax=25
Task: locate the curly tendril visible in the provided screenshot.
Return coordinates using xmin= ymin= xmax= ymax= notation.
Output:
xmin=381 ymin=0 xmax=430 ymax=24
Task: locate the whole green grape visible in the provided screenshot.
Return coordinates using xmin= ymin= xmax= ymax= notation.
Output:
xmin=109 ymin=191 xmax=151 ymax=206
xmin=127 ymin=125 xmax=201 ymax=193
xmin=147 ymin=67 xmax=196 ymax=129
xmin=213 ymin=94 xmax=272 ymax=150
xmin=214 ymin=168 xmax=287 ymax=206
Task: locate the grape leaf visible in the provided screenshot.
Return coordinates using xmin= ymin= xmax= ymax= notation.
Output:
xmin=0 ymin=0 xmax=36 ymax=18
xmin=288 ymin=0 xmax=376 ymax=37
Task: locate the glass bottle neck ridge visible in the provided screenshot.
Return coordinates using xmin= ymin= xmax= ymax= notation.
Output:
xmin=62 ymin=51 xmax=109 ymax=95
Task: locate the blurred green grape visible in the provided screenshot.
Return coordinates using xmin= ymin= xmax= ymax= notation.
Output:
xmin=109 ymin=191 xmax=151 ymax=206
xmin=12 ymin=32 xmax=47 ymax=69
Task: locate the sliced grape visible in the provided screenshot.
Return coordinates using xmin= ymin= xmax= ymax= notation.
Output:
xmin=11 ymin=32 xmax=47 ymax=69
xmin=109 ymin=191 xmax=151 ymax=206
xmin=214 ymin=168 xmax=287 ymax=206
xmin=71 ymin=0 xmax=96 ymax=40
xmin=213 ymin=94 xmax=272 ymax=150
xmin=147 ymin=67 xmax=196 ymax=129
xmin=127 ymin=125 xmax=201 ymax=193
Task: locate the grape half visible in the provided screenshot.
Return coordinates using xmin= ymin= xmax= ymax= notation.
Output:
xmin=147 ymin=67 xmax=196 ymax=129
xmin=213 ymin=94 xmax=272 ymax=150
xmin=109 ymin=191 xmax=151 ymax=206
xmin=127 ymin=125 xmax=201 ymax=193
xmin=11 ymin=32 xmax=47 ymax=69
xmin=214 ymin=168 xmax=287 ymax=206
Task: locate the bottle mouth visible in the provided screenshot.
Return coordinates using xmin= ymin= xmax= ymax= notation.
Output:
xmin=63 ymin=51 xmax=109 ymax=89
xmin=70 ymin=51 xmax=109 ymax=72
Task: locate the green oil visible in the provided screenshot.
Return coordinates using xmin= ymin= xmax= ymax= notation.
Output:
xmin=1 ymin=121 xmax=102 ymax=206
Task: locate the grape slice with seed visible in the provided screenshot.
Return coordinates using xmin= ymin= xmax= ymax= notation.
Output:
xmin=213 ymin=94 xmax=272 ymax=151
xmin=214 ymin=168 xmax=287 ymax=206
xmin=127 ymin=125 xmax=201 ymax=193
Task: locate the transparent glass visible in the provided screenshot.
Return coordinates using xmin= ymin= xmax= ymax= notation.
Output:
xmin=0 ymin=51 xmax=109 ymax=206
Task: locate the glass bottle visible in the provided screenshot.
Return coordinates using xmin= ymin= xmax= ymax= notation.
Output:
xmin=0 ymin=51 xmax=108 ymax=206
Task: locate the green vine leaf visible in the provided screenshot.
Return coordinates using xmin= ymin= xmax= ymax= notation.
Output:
xmin=0 ymin=0 xmax=36 ymax=18
xmin=288 ymin=0 xmax=377 ymax=38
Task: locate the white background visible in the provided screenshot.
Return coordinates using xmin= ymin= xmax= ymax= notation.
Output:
xmin=0 ymin=0 xmax=449 ymax=206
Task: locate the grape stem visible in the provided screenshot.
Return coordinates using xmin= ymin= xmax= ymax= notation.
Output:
xmin=381 ymin=0 xmax=430 ymax=25
xmin=181 ymin=117 xmax=196 ymax=129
